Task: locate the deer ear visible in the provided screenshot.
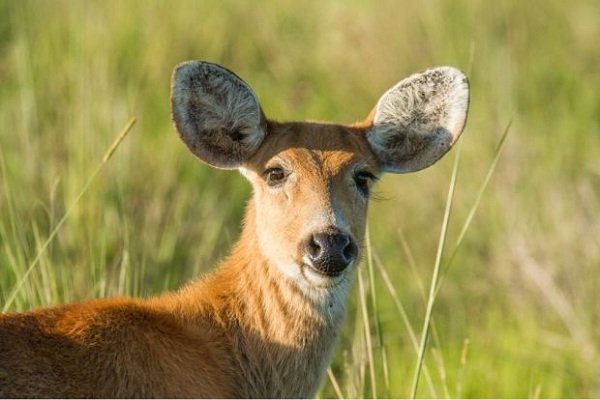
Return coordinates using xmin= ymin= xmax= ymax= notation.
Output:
xmin=366 ymin=66 xmax=469 ymax=173
xmin=171 ymin=61 xmax=266 ymax=169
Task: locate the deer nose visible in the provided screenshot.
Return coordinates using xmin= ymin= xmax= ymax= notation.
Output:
xmin=305 ymin=231 xmax=358 ymax=276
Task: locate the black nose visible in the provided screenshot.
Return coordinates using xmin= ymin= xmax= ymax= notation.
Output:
xmin=305 ymin=230 xmax=358 ymax=276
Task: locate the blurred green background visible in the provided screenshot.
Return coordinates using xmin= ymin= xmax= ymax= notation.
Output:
xmin=1 ymin=0 xmax=599 ymax=397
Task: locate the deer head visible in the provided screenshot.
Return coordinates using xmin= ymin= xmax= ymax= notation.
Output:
xmin=171 ymin=61 xmax=469 ymax=301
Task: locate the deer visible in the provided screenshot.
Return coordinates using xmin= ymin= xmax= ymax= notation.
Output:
xmin=0 ymin=60 xmax=469 ymax=398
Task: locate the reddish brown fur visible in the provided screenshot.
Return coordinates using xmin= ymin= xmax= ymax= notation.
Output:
xmin=0 ymin=122 xmax=378 ymax=398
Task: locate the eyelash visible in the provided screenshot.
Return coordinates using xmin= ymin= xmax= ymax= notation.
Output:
xmin=354 ymin=171 xmax=377 ymax=196
xmin=263 ymin=166 xmax=377 ymax=195
xmin=263 ymin=167 xmax=287 ymax=187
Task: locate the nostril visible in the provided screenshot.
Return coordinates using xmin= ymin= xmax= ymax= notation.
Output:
xmin=307 ymin=235 xmax=323 ymax=260
xmin=305 ymin=231 xmax=357 ymax=276
xmin=343 ymin=239 xmax=358 ymax=263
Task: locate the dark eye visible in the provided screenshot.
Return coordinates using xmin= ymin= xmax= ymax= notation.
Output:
xmin=264 ymin=167 xmax=287 ymax=187
xmin=354 ymin=171 xmax=377 ymax=196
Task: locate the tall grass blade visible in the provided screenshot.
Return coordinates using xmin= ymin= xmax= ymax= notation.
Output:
xmin=357 ymin=268 xmax=377 ymax=398
xmin=410 ymin=143 xmax=461 ymax=398
xmin=456 ymin=338 xmax=470 ymax=398
xmin=365 ymin=226 xmax=390 ymax=395
xmin=2 ymin=118 xmax=136 ymax=312
xmin=326 ymin=367 xmax=344 ymax=399
xmin=436 ymin=120 xmax=512 ymax=294
xmin=397 ymin=227 xmax=427 ymax=301
xmin=375 ymin=255 xmax=438 ymax=397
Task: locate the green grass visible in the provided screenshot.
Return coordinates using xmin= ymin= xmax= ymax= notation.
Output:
xmin=1 ymin=0 xmax=599 ymax=397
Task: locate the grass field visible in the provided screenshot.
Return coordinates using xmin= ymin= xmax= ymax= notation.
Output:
xmin=1 ymin=0 xmax=599 ymax=397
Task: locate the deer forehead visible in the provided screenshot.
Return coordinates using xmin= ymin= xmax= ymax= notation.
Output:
xmin=247 ymin=122 xmax=378 ymax=176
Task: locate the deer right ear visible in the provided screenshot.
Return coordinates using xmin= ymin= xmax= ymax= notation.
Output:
xmin=171 ymin=61 xmax=267 ymax=169
xmin=366 ymin=66 xmax=469 ymax=173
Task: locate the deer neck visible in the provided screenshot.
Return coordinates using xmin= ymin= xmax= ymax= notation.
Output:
xmin=175 ymin=198 xmax=352 ymax=397
xmin=231 ymin=198 xmax=352 ymax=330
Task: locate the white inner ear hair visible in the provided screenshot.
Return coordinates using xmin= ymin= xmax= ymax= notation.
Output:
xmin=172 ymin=61 xmax=265 ymax=166
xmin=370 ymin=66 xmax=469 ymax=151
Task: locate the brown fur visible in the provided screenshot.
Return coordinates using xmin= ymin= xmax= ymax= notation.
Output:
xmin=0 ymin=122 xmax=376 ymax=398
xmin=0 ymin=62 xmax=468 ymax=398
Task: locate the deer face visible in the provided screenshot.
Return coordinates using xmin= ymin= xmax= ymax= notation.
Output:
xmin=171 ymin=61 xmax=469 ymax=295
xmin=240 ymin=122 xmax=378 ymax=289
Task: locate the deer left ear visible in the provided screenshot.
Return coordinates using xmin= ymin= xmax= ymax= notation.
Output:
xmin=171 ymin=61 xmax=267 ymax=169
xmin=366 ymin=66 xmax=469 ymax=173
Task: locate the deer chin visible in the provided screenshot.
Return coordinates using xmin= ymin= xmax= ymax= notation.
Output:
xmin=297 ymin=261 xmax=355 ymax=316
xmin=300 ymin=263 xmax=347 ymax=289
xmin=270 ymin=254 xmax=350 ymax=295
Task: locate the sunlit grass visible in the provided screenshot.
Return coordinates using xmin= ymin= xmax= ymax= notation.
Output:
xmin=1 ymin=0 xmax=599 ymax=397
xmin=2 ymin=117 xmax=136 ymax=312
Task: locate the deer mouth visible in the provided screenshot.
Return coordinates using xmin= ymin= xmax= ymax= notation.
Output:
xmin=299 ymin=260 xmax=349 ymax=289
xmin=303 ymin=262 xmax=345 ymax=278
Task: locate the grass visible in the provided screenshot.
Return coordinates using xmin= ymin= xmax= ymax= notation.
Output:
xmin=2 ymin=117 xmax=136 ymax=312
xmin=411 ymin=139 xmax=462 ymax=398
xmin=1 ymin=0 xmax=599 ymax=397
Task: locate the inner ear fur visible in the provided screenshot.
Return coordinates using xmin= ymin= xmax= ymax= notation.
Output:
xmin=171 ymin=61 xmax=267 ymax=169
xmin=366 ymin=66 xmax=469 ymax=173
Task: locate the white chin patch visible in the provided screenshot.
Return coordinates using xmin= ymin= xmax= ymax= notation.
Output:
xmin=300 ymin=264 xmax=345 ymax=288
xmin=274 ymin=259 xmax=352 ymax=316
xmin=277 ymin=259 xmax=344 ymax=290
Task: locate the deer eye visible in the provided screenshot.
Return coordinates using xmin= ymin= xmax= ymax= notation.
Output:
xmin=264 ymin=167 xmax=287 ymax=187
xmin=354 ymin=170 xmax=377 ymax=196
